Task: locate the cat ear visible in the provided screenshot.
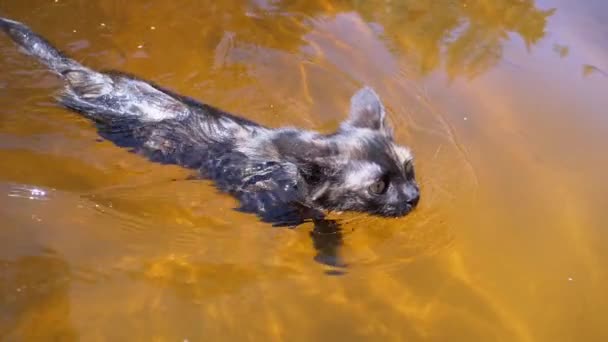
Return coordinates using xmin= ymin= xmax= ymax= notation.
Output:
xmin=341 ymin=87 xmax=392 ymax=136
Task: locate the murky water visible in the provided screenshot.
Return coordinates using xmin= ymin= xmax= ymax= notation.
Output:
xmin=0 ymin=0 xmax=607 ymax=341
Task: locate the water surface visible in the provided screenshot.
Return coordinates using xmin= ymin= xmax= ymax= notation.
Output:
xmin=0 ymin=0 xmax=607 ymax=341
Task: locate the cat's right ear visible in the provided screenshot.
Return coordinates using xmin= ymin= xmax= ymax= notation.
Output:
xmin=341 ymin=87 xmax=392 ymax=136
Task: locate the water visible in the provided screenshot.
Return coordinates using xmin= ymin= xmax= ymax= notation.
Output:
xmin=0 ymin=0 xmax=607 ymax=341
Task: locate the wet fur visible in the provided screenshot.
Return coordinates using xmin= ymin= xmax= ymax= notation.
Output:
xmin=0 ymin=17 xmax=420 ymax=226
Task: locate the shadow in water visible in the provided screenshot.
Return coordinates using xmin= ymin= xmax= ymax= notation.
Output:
xmin=0 ymin=253 xmax=77 ymax=341
xmin=310 ymin=219 xmax=347 ymax=272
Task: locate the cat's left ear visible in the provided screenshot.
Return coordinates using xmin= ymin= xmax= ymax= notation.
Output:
xmin=341 ymin=87 xmax=392 ymax=136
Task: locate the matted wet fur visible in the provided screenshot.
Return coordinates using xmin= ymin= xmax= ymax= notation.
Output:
xmin=0 ymin=17 xmax=419 ymax=226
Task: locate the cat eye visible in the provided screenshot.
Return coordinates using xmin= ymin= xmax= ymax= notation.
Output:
xmin=369 ymin=179 xmax=387 ymax=195
xmin=404 ymin=160 xmax=415 ymax=179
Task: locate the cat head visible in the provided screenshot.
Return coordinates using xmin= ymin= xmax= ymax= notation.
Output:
xmin=310 ymin=87 xmax=420 ymax=217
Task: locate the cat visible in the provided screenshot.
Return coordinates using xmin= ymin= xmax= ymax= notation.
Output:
xmin=0 ymin=17 xmax=419 ymax=226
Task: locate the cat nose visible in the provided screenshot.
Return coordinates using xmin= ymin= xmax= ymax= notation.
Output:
xmin=406 ymin=188 xmax=420 ymax=207
xmin=407 ymin=193 xmax=420 ymax=207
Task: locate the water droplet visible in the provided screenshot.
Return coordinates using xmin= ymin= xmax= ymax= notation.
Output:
xmin=31 ymin=188 xmax=46 ymax=197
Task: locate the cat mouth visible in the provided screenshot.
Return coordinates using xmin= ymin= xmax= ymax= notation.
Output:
xmin=373 ymin=203 xmax=417 ymax=217
xmin=399 ymin=204 xmax=415 ymax=216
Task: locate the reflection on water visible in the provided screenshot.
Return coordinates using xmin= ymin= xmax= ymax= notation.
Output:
xmin=340 ymin=0 xmax=555 ymax=77
xmin=1 ymin=0 xmax=608 ymax=340
xmin=583 ymin=64 xmax=608 ymax=78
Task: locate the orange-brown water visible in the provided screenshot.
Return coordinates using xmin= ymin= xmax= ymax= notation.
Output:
xmin=1 ymin=0 xmax=607 ymax=341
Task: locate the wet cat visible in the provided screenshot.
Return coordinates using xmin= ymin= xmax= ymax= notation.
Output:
xmin=0 ymin=17 xmax=419 ymax=226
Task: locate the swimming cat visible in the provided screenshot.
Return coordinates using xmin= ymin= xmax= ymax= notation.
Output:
xmin=0 ymin=17 xmax=419 ymax=226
